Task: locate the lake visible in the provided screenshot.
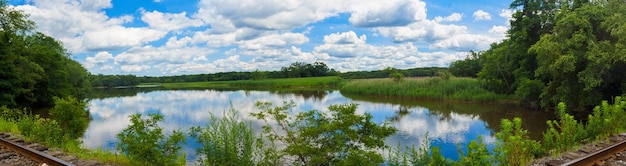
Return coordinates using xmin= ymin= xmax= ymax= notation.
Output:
xmin=83 ymin=88 xmax=555 ymax=162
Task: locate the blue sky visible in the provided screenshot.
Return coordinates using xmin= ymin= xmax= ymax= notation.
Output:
xmin=10 ymin=0 xmax=514 ymax=76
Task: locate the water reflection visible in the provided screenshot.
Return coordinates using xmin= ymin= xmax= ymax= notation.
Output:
xmin=83 ymin=89 xmax=555 ymax=162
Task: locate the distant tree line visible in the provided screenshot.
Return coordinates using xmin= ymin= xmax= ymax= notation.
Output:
xmin=88 ymin=62 xmax=339 ymax=87
xmin=340 ymin=67 xmax=445 ymax=79
xmin=0 ymin=2 xmax=90 ymax=108
xmin=448 ymin=0 xmax=626 ymax=111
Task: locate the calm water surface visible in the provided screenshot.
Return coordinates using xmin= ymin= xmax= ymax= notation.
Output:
xmin=83 ymin=88 xmax=555 ymax=162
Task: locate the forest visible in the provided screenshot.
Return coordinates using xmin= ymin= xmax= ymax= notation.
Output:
xmin=449 ymin=0 xmax=626 ymax=111
xmin=0 ymin=1 xmax=90 ymax=108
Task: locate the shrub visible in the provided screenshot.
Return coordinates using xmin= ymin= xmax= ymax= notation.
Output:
xmin=494 ymin=117 xmax=541 ymax=166
xmin=189 ymin=106 xmax=264 ymax=165
xmin=49 ymin=96 xmax=89 ymax=139
xmin=251 ymin=101 xmax=397 ymax=165
xmin=543 ymin=103 xmax=586 ymax=154
xmin=116 ymin=113 xmax=186 ymax=165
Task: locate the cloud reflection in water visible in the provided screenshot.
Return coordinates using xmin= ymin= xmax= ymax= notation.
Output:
xmin=83 ymin=89 xmax=496 ymax=161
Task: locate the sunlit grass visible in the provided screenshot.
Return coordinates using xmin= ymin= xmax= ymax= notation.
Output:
xmin=340 ymin=77 xmax=511 ymax=102
xmin=0 ymin=118 xmax=19 ymax=134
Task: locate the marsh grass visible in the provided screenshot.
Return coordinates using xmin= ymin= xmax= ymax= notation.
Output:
xmin=341 ymin=77 xmax=509 ymax=102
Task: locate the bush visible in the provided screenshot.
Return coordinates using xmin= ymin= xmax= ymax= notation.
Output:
xmin=494 ymin=117 xmax=541 ymax=166
xmin=49 ymin=96 xmax=89 ymax=139
xmin=251 ymin=101 xmax=397 ymax=165
xmin=116 ymin=113 xmax=186 ymax=165
xmin=189 ymin=106 xmax=264 ymax=165
xmin=543 ymin=103 xmax=587 ymax=154
xmin=17 ymin=115 xmax=67 ymax=146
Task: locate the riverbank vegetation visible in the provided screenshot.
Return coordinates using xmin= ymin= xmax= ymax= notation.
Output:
xmin=341 ymin=77 xmax=510 ymax=102
xmin=449 ymin=0 xmax=626 ymax=111
xmin=156 ymin=76 xmax=342 ymax=89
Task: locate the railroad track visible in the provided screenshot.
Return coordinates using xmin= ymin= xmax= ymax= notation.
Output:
xmin=0 ymin=132 xmax=101 ymax=166
xmin=544 ymin=133 xmax=626 ymax=166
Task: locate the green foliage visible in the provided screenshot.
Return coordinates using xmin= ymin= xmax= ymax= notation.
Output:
xmin=158 ymin=76 xmax=342 ymax=89
xmin=251 ymin=101 xmax=397 ymax=165
xmin=280 ymin=61 xmax=335 ymax=78
xmin=456 ymin=136 xmax=492 ymax=165
xmin=341 ymin=77 xmax=508 ymax=102
xmin=475 ymin=0 xmax=626 ymax=110
xmin=514 ymin=78 xmax=545 ymax=108
xmin=17 ymin=115 xmax=67 ymax=146
xmin=0 ymin=2 xmax=90 ymax=108
xmin=49 ymin=96 xmax=89 ymax=139
xmin=251 ymin=69 xmax=267 ymax=80
xmin=449 ymin=51 xmax=483 ymax=77
xmin=586 ymin=97 xmax=626 ymax=139
xmin=542 ymin=103 xmax=587 ymax=154
xmin=385 ymin=67 xmax=404 ymax=83
xmin=189 ymin=106 xmax=263 ymax=166
xmin=116 ymin=113 xmax=186 ymax=165
xmin=494 ymin=117 xmax=541 ymax=166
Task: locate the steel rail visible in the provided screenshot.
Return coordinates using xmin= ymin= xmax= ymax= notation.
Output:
xmin=0 ymin=136 xmax=75 ymax=166
xmin=561 ymin=139 xmax=626 ymax=166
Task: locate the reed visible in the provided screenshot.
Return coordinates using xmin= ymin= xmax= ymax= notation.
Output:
xmin=340 ymin=77 xmax=509 ymax=102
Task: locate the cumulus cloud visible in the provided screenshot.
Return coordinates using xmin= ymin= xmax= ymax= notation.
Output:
xmin=375 ymin=20 xmax=467 ymax=43
xmin=499 ymin=9 xmax=515 ymax=24
xmin=473 ymin=10 xmax=491 ymax=20
xmin=85 ymin=51 xmax=113 ymax=68
xmin=434 ymin=13 xmax=463 ymax=22
xmin=323 ymin=31 xmax=366 ymax=44
xmin=15 ymin=0 xmax=168 ymax=53
xmin=195 ymin=0 xmax=345 ymax=31
xmin=348 ymin=0 xmax=427 ymax=27
xmin=140 ymin=9 xmax=204 ymax=31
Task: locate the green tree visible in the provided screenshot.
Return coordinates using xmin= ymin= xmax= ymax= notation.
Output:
xmin=384 ymin=67 xmax=404 ymax=83
xmin=449 ymin=51 xmax=483 ymax=77
xmin=529 ymin=0 xmax=626 ymax=110
xmin=0 ymin=1 xmax=90 ymax=108
xmin=251 ymin=101 xmax=397 ymax=165
xmin=116 ymin=113 xmax=186 ymax=165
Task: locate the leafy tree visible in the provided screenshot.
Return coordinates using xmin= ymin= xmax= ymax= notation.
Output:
xmin=384 ymin=67 xmax=404 ymax=83
xmin=116 ymin=113 xmax=186 ymax=165
xmin=449 ymin=51 xmax=484 ymax=77
xmin=251 ymin=69 xmax=266 ymax=80
xmin=529 ymin=0 xmax=626 ymax=110
xmin=251 ymin=101 xmax=397 ymax=165
xmin=0 ymin=1 xmax=90 ymax=107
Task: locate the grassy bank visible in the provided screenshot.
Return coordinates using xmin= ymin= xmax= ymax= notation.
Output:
xmin=153 ymin=76 xmax=342 ymax=90
xmin=340 ymin=77 xmax=512 ymax=102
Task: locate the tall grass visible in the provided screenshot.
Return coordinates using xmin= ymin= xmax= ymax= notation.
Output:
xmin=341 ymin=77 xmax=509 ymax=102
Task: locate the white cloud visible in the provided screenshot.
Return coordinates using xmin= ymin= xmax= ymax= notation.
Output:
xmin=140 ymin=9 xmax=204 ymax=31
xmin=120 ymin=65 xmax=151 ymax=73
xmin=434 ymin=13 xmax=463 ymax=22
xmin=473 ymin=10 xmax=491 ymax=20
xmin=238 ymin=32 xmax=309 ymax=50
xmin=15 ymin=0 xmax=167 ymax=53
xmin=430 ymin=34 xmax=498 ymax=51
xmin=348 ymin=0 xmax=426 ymax=27
xmin=85 ymin=51 xmax=113 ymax=68
xmin=489 ymin=25 xmax=508 ymax=38
xmin=375 ymin=20 xmax=467 ymax=43
xmin=195 ymin=0 xmax=345 ymax=31
xmin=323 ymin=31 xmax=366 ymax=44
xmin=499 ymin=9 xmax=515 ymax=24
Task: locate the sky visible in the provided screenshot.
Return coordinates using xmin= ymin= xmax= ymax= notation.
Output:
xmin=8 ymin=0 xmax=515 ymax=76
